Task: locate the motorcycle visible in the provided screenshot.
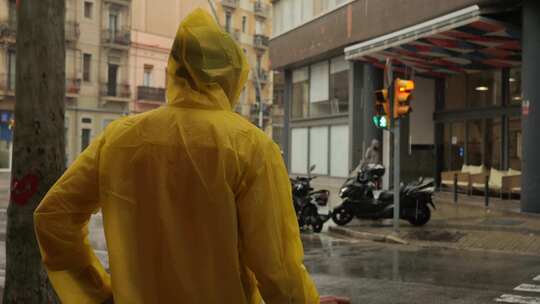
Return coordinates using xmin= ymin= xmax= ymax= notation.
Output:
xmin=331 ymin=164 xmax=435 ymax=227
xmin=291 ymin=165 xmax=331 ymax=233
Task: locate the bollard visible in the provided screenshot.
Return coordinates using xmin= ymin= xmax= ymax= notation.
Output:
xmin=484 ymin=174 xmax=489 ymax=208
xmin=453 ymin=173 xmax=458 ymax=203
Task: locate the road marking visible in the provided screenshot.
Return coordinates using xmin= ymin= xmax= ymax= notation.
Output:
xmin=515 ymin=284 xmax=540 ymax=293
xmin=534 ymin=275 xmax=540 ymax=282
xmin=495 ymin=294 xmax=540 ymax=304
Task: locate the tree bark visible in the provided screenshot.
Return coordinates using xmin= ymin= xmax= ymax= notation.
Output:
xmin=2 ymin=0 xmax=65 ymax=303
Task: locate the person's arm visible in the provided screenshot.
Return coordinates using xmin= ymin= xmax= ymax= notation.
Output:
xmin=34 ymin=134 xmax=112 ymax=303
xmin=236 ymin=138 xmax=319 ymax=304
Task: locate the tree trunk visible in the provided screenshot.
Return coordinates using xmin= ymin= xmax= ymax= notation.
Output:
xmin=2 ymin=0 xmax=65 ymax=303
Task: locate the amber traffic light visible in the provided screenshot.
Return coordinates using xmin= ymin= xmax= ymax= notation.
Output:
xmin=393 ymin=78 xmax=414 ymax=119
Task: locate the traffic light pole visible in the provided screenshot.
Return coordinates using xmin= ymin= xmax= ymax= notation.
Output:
xmin=393 ymin=119 xmax=400 ymax=233
xmin=388 ymin=81 xmax=400 ymax=233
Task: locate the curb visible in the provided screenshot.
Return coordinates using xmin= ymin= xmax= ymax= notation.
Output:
xmin=328 ymin=225 xmax=408 ymax=245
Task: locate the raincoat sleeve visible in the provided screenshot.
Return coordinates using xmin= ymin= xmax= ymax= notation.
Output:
xmin=236 ymin=139 xmax=319 ymax=304
xmin=34 ymin=134 xmax=112 ymax=304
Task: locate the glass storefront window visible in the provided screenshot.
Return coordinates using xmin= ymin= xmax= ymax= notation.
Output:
xmin=291 ymin=68 xmax=308 ymax=118
xmin=485 ymin=118 xmax=502 ymax=170
xmin=291 ymin=128 xmax=308 ymax=174
xmin=509 ymin=68 xmax=522 ymax=106
xmin=330 ymin=56 xmax=349 ymax=114
xmin=443 ymin=122 xmax=465 ymax=171
xmin=309 ymin=126 xmax=329 ymax=175
xmin=444 ymin=74 xmax=467 ymax=110
xmin=467 ymin=120 xmax=483 ymax=166
xmin=330 ymin=125 xmax=349 ymax=177
xmin=309 ymin=61 xmax=330 ymax=116
xmin=509 ymin=116 xmax=522 ymax=170
xmin=468 ymin=70 xmax=502 ymax=108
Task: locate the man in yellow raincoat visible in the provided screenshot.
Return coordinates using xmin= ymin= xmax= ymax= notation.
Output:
xmin=34 ymin=9 xmax=319 ymax=304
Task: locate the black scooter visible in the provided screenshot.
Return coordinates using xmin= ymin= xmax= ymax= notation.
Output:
xmin=291 ymin=165 xmax=331 ymax=233
xmin=331 ymin=164 xmax=435 ymax=226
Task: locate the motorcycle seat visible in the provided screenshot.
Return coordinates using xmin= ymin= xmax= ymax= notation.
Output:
xmin=378 ymin=191 xmax=393 ymax=201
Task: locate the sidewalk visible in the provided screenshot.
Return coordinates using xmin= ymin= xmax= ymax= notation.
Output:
xmin=329 ymin=192 xmax=540 ymax=256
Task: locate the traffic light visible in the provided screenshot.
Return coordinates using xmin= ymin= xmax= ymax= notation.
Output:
xmin=393 ymin=78 xmax=414 ymax=119
xmin=373 ymin=89 xmax=389 ymax=129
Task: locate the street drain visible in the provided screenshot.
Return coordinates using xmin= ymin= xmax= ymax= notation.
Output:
xmin=405 ymin=230 xmax=465 ymax=242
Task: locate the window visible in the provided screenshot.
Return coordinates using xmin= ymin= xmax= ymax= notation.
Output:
xmin=486 ymin=118 xmax=502 ymax=170
xmin=467 ymin=70 xmax=502 ymax=108
xmin=309 ymin=61 xmax=330 ymax=116
xmin=508 ymin=117 xmax=522 ymax=170
xmin=225 ymin=13 xmax=232 ymax=33
xmin=242 ymin=16 xmax=247 ymax=33
xmin=309 ymin=126 xmax=329 ymax=175
xmin=330 ymin=125 xmax=349 ymax=177
xmin=444 ymin=74 xmax=467 ymax=110
xmin=291 ymin=128 xmax=308 ymax=174
xmin=509 ymin=68 xmax=522 ymax=106
xmin=81 ymin=117 xmax=92 ymax=124
xmin=291 ymin=67 xmax=308 ymax=118
xmin=467 ymin=120 xmax=483 ymax=166
xmin=7 ymin=50 xmax=16 ymax=91
xmin=82 ymin=53 xmax=91 ymax=82
xmin=443 ymin=122 xmax=465 ymax=171
xmin=330 ymin=56 xmax=349 ymax=114
xmin=255 ymin=20 xmax=263 ymax=35
xmin=84 ymin=1 xmax=93 ymax=19
xmin=272 ymin=126 xmax=283 ymax=147
xmin=143 ymin=65 xmax=153 ymax=87
xmin=81 ymin=128 xmax=91 ymax=151
xmin=109 ymin=11 xmax=119 ymax=34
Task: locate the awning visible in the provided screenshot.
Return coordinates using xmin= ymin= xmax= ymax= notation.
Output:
xmin=344 ymin=5 xmax=521 ymax=77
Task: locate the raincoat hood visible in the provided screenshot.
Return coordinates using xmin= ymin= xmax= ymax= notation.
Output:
xmin=166 ymin=9 xmax=250 ymax=110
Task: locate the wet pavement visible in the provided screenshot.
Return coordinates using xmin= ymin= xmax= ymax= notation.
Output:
xmin=302 ymin=232 xmax=540 ymax=303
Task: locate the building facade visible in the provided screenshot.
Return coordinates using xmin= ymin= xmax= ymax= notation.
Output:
xmin=0 ymin=0 xmax=133 ymax=168
xmin=0 ymin=0 xmax=272 ymax=170
xmin=270 ymin=0 xmax=540 ymax=212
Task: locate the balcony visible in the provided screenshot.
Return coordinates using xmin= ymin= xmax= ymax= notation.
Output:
xmin=253 ymin=70 xmax=269 ymax=85
xmin=65 ymin=78 xmax=81 ymax=97
xmin=65 ymin=21 xmax=80 ymax=44
xmin=253 ymin=34 xmax=269 ymax=51
xmin=254 ymin=2 xmax=269 ymax=19
xmin=102 ymin=28 xmax=131 ymax=49
xmin=0 ymin=73 xmax=16 ymax=98
xmin=0 ymin=19 xmax=17 ymax=44
xmin=100 ymin=83 xmax=131 ymax=103
xmin=221 ymin=0 xmax=238 ymax=10
xmin=137 ymin=86 xmax=165 ymax=104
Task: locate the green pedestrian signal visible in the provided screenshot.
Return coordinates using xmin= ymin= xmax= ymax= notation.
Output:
xmin=373 ymin=115 xmax=388 ymax=129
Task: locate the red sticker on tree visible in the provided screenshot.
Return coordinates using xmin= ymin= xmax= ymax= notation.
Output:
xmin=11 ymin=174 xmax=39 ymax=206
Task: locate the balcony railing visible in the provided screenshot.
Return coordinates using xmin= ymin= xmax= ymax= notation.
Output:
xmin=253 ymin=34 xmax=269 ymax=50
xmin=65 ymin=21 xmax=80 ymax=43
xmin=0 ymin=73 xmax=16 ymax=96
xmin=221 ymin=0 xmax=238 ymax=9
xmin=254 ymin=2 xmax=269 ymax=19
xmin=102 ymin=28 xmax=131 ymax=47
xmin=100 ymin=83 xmax=131 ymax=99
xmin=66 ymin=78 xmax=81 ymax=96
xmin=137 ymin=86 xmax=165 ymax=103
xmin=227 ymin=28 xmax=241 ymax=41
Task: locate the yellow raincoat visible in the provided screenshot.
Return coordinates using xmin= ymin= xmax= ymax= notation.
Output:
xmin=34 ymin=8 xmax=319 ymax=304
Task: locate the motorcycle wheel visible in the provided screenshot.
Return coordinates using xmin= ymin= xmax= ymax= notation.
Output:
xmin=331 ymin=205 xmax=354 ymax=226
xmin=312 ymin=218 xmax=324 ymax=233
xmin=408 ymin=204 xmax=431 ymax=226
